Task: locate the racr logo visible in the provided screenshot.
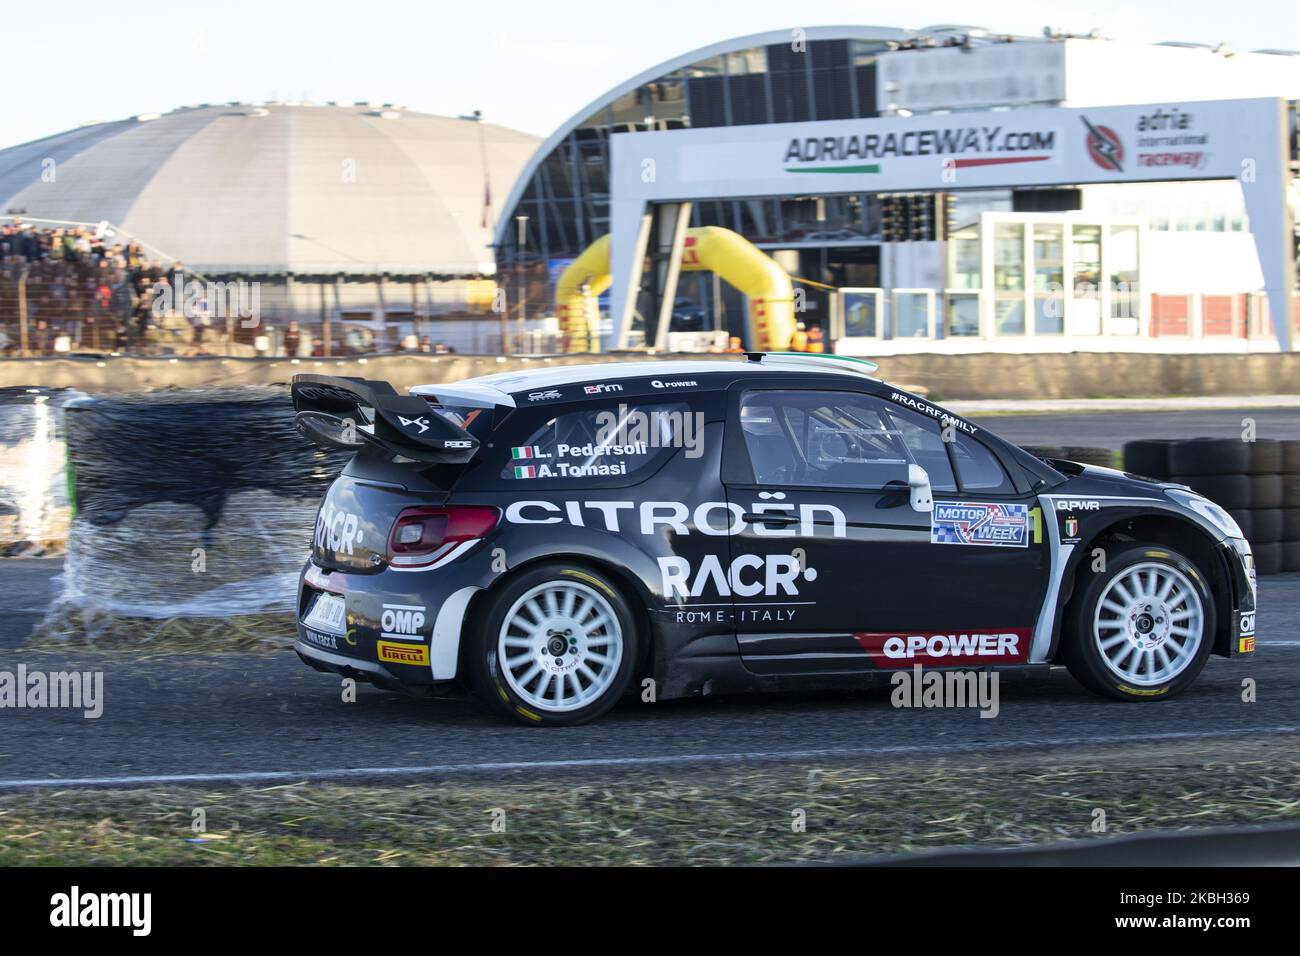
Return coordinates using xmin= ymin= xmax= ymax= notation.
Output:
xmin=315 ymin=504 xmax=363 ymax=555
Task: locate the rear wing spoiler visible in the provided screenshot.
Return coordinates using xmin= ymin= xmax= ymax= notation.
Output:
xmin=291 ymin=374 xmax=479 ymax=464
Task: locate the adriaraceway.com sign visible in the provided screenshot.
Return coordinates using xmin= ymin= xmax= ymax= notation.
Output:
xmin=607 ymin=97 xmax=1295 ymax=348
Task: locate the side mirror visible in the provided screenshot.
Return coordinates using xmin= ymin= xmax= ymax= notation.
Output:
xmin=908 ymin=464 xmax=933 ymax=513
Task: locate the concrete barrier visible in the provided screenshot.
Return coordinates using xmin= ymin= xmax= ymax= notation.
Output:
xmin=4 ymin=350 xmax=1300 ymax=400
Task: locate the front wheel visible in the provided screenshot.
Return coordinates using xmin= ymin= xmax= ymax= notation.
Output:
xmin=467 ymin=562 xmax=639 ymax=726
xmin=1063 ymin=544 xmax=1215 ymax=700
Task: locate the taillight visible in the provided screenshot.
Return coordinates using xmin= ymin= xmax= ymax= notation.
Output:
xmin=386 ymin=506 xmax=499 ymax=569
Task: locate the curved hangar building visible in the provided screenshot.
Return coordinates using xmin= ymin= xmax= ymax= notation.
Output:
xmin=0 ymin=103 xmax=539 ymax=350
xmin=497 ymin=25 xmax=1300 ymax=353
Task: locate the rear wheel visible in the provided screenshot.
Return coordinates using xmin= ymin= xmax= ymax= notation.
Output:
xmin=1063 ymin=544 xmax=1215 ymax=700
xmin=467 ymin=562 xmax=638 ymax=726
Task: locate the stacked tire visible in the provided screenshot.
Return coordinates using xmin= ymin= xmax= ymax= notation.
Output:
xmin=1024 ymin=445 xmax=1119 ymax=468
xmin=1122 ymin=438 xmax=1300 ymax=575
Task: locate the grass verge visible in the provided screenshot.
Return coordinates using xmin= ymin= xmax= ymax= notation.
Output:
xmin=3 ymin=744 xmax=1299 ymax=865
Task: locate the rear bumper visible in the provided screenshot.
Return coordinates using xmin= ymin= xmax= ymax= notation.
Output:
xmin=295 ymin=639 xmax=407 ymax=687
xmin=296 ymin=556 xmax=487 ymax=683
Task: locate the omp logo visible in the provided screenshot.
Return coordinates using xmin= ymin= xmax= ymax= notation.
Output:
xmin=1239 ymin=612 xmax=1256 ymax=634
xmin=50 ymin=886 xmax=151 ymax=936
xmin=659 ymin=553 xmax=816 ymax=600
xmin=381 ymin=603 xmax=426 ymax=640
xmin=1055 ymin=499 xmax=1100 ymax=511
xmin=377 ymin=640 xmax=429 ymax=665
xmin=1082 ymin=115 xmax=1124 ymax=171
xmin=315 ymin=503 xmax=363 ymax=555
xmin=854 ymin=629 xmax=1032 ymax=668
xmin=398 ymin=415 xmax=429 ymax=433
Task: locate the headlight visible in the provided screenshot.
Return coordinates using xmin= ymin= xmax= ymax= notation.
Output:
xmin=1166 ymin=489 xmax=1244 ymax=539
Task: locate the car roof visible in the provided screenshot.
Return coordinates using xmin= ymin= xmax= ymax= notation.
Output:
xmin=410 ymin=354 xmax=881 ymax=408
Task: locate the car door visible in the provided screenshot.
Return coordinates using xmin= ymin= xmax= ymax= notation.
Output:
xmin=720 ymin=381 xmax=1051 ymax=675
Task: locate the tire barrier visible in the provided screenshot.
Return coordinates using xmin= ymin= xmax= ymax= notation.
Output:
xmin=1023 ymin=445 xmax=1119 ymax=469
xmin=1124 ymin=437 xmax=1300 ymax=575
xmin=0 ymin=386 xmax=86 ymax=556
xmin=38 ymin=386 xmax=350 ymax=648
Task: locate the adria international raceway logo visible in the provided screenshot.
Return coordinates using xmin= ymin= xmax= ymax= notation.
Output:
xmin=1081 ymin=116 xmax=1124 ymax=172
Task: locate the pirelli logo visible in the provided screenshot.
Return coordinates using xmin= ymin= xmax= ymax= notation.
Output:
xmin=377 ymin=640 xmax=429 ymax=666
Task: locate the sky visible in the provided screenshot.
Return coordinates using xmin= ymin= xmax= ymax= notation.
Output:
xmin=4 ymin=0 xmax=1298 ymax=150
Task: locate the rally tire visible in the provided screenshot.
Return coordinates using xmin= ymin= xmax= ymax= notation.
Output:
xmin=1283 ymin=541 xmax=1300 ymax=572
xmin=1249 ymin=475 xmax=1284 ymax=510
xmin=1282 ymin=440 xmax=1300 ymax=475
xmin=1283 ymin=508 xmax=1300 ymax=540
xmin=466 ymin=562 xmax=639 ymax=727
xmin=1247 ymin=439 xmax=1282 ymax=475
xmin=1167 ymin=439 xmax=1250 ymax=476
xmin=1167 ymin=473 xmax=1250 ymax=510
xmin=1254 ymin=542 xmax=1282 ymax=576
xmin=1062 ymin=544 xmax=1215 ymax=701
xmin=1249 ymin=509 xmax=1283 ymax=545
xmin=1229 ymin=509 xmax=1254 ymax=542
xmin=1063 ymin=446 xmax=1117 ymax=468
xmin=1122 ymin=440 xmax=1172 ymax=479
xmin=1284 ymin=474 xmax=1300 ymax=507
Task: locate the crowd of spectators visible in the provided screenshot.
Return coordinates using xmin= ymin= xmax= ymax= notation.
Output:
xmin=0 ymin=221 xmax=174 ymax=355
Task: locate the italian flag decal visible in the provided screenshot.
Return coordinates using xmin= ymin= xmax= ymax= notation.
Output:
xmin=512 ymin=446 xmax=542 ymax=459
xmin=514 ymin=465 xmax=537 ymax=479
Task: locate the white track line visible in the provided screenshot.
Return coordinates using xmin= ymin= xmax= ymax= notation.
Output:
xmin=0 ymin=726 xmax=1296 ymax=792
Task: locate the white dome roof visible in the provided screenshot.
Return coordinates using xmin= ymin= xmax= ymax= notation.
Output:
xmin=0 ymin=103 xmax=540 ymax=276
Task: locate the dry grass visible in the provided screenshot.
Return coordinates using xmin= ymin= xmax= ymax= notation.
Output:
xmin=29 ymin=609 xmax=295 ymax=652
xmin=3 ymin=751 xmax=1299 ymax=866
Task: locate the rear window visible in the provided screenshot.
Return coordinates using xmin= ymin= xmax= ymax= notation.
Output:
xmin=500 ymin=402 xmax=694 ymax=485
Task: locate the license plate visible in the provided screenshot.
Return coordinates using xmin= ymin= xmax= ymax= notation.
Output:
xmin=302 ymin=593 xmax=347 ymax=636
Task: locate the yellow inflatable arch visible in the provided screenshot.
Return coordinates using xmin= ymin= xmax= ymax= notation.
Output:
xmin=554 ymin=227 xmax=796 ymax=352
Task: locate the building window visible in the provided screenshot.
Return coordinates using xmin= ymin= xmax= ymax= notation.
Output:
xmin=1109 ymin=224 xmax=1140 ymax=334
xmin=1032 ymin=224 xmax=1064 ymax=334
xmin=949 ymin=226 xmax=980 ymax=290
xmin=1071 ymin=225 xmax=1102 ymax=336
xmin=993 ymin=223 xmax=1025 ymax=335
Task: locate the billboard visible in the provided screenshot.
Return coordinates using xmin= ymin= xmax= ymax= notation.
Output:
xmin=608 ymin=98 xmax=1294 ymax=348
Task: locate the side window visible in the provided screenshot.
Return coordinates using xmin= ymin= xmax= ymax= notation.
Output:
xmin=882 ymin=410 xmax=958 ymax=493
xmin=738 ymin=389 xmax=953 ymax=490
xmin=500 ymin=402 xmax=692 ymax=484
xmin=949 ymin=433 xmax=1014 ymax=493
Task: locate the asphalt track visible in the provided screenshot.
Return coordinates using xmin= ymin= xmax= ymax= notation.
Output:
xmin=0 ymin=407 xmax=1297 ymax=791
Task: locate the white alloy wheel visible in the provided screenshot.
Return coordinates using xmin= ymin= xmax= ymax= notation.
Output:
xmin=497 ymin=580 xmax=625 ymax=713
xmin=1092 ymin=561 xmax=1205 ymax=686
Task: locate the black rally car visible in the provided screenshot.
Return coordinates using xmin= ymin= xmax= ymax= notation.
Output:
xmin=291 ymin=353 xmax=1256 ymax=726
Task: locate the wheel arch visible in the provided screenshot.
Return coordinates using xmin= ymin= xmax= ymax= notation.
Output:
xmin=459 ymin=552 xmax=657 ymax=678
xmin=1056 ymin=512 xmax=1235 ymax=659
